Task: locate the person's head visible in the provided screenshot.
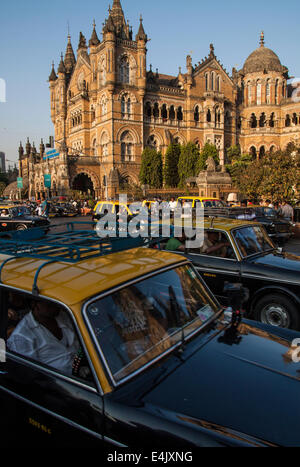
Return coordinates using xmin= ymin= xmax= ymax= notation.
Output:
xmin=31 ymin=299 xmax=61 ymax=321
xmin=207 ymin=231 xmax=219 ymax=243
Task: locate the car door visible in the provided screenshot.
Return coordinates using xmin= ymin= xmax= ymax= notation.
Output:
xmin=186 ymin=229 xmax=242 ymax=304
xmin=0 ymin=290 xmax=105 ymax=447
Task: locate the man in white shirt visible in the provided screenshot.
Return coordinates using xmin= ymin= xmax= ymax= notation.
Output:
xmin=7 ymin=300 xmax=79 ymax=376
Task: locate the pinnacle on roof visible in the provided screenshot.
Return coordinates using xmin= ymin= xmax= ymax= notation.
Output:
xmin=57 ymin=53 xmax=66 ymax=74
xmin=260 ymin=31 xmax=265 ymax=47
xmin=64 ymin=35 xmax=76 ymax=73
xmin=89 ymin=20 xmax=100 ymax=47
xmin=49 ymin=62 xmax=58 ymax=81
xmin=78 ymin=32 xmax=87 ymax=50
xmin=136 ymin=15 xmax=147 ymax=42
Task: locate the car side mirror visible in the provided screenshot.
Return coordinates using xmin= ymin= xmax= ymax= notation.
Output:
xmin=223 ymin=282 xmax=249 ymax=312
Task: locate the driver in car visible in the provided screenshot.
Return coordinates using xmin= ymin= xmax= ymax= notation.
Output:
xmin=7 ymin=299 xmax=80 ymax=376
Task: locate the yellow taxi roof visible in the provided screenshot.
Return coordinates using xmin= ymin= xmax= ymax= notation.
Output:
xmin=177 ymin=196 xmax=220 ymax=201
xmin=0 ymin=248 xmax=186 ymax=308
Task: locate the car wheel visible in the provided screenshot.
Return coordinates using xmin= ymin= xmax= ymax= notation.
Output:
xmin=254 ymin=294 xmax=299 ymax=330
xmin=16 ymin=224 xmax=28 ymax=231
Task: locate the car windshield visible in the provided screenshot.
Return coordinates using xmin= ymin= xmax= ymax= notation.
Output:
xmin=9 ymin=206 xmax=31 ymax=217
xmin=233 ymin=225 xmax=274 ymax=257
xmin=85 ymin=265 xmax=218 ymax=383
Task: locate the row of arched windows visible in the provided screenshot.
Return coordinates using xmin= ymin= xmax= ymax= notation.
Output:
xmin=71 ymin=111 xmax=82 ymax=128
xmin=144 ymin=102 xmax=183 ymax=121
xmin=249 ymin=112 xmax=300 ymax=128
xmin=205 ymin=72 xmax=221 ymax=92
xmin=246 ymin=79 xmax=286 ymax=106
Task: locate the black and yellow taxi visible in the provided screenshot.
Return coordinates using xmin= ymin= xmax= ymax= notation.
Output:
xmin=155 ymin=217 xmax=300 ymax=330
xmin=2 ymin=223 xmax=300 ymax=448
xmin=176 ymin=196 xmax=225 ymax=209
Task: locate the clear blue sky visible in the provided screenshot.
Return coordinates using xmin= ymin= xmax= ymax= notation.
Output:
xmin=0 ymin=0 xmax=299 ymax=167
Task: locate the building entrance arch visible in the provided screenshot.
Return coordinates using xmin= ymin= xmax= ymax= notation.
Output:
xmin=72 ymin=173 xmax=95 ymax=198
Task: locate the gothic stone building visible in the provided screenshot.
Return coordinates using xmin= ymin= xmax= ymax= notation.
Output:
xmin=19 ymin=0 xmax=300 ymax=200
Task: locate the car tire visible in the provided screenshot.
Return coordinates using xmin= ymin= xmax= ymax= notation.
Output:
xmin=16 ymin=224 xmax=28 ymax=231
xmin=254 ymin=294 xmax=299 ymax=330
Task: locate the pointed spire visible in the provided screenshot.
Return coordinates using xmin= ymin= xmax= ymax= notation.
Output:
xmin=136 ymin=14 xmax=147 ymax=41
xmin=78 ymin=32 xmax=87 ymax=50
xmin=109 ymin=0 xmax=128 ymax=38
xmin=58 ymin=53 xmax=66 ymax=74
xmin=260 ymin=30 xmax=265 ymax=47
xmin=103 ymin=14 xmax=115 ymax=34
xmin=64 ymin=35 xmax=76 ymax=73
xmin=49 ymin=61 xmax=57 ymax=81
xmin=40 ymin=139 xmax=45 ymax=156
xmin=89 ymin=20 xmax=100 ymax=47
xmin=26 ymin=138 xmax=31 ymax=156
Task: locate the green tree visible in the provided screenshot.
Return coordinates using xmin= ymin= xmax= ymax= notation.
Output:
xmin=226 ymin=145 xmax=253 ymax=186
xmin=197 ymin=143 xmax=219 ymax=172
xmin=139 ymin=147 xmax=163 ymax=188
xmin=178 ymin=142 xmax=200 ymax=187
xmin=164 ymin=143 xmax=180 ymax=187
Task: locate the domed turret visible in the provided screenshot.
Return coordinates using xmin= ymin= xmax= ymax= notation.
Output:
xmin=243 ymin=32 xmax=284 ymax=75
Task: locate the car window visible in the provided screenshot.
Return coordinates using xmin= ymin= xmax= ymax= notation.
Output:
xmin=85 ymin=265 xmax=217 ymax=383
xmin=100 ymin=204 xmax=113 ymax=215
xmin=233 ymin=226 xmax=274 ymax=257
xmin=188 ymin=230 xmax=236 ymax=259
xmin=5 ymin=291 xmax=94 ymax=385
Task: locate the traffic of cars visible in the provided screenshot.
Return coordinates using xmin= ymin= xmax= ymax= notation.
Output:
xmin=0 ymin=196 xmax=299 ymax=447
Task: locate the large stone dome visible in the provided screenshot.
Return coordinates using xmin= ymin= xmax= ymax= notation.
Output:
xmin=243 ymin=33 xmax=283 ymax=74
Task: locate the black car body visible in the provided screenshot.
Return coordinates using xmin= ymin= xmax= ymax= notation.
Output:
xmin=2 ymin=229 xmax=300 ymax=448
xmin=228 ymin=206 xmax=293 ymax=245
xmin=154 ymin=218 xmax=300 ymax=330
xmin=0 ymin=205 xmax=50 ymax=232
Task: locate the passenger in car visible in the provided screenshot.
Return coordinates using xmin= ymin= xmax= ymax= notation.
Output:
xmin=7 ymin=299 xmax=80 ymax=375
xmin=201 ymin=231 xmax=230 ymax=258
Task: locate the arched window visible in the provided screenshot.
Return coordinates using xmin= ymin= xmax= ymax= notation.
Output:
xmin=266 ymin=80 xmax=271 ymax=104
xmin=153 ymin=103 xmax=159 ymax=119
xmin=120 ymin=131 xmax=134 ymax=162
xmin=211 ymin=72 xmax=214 ymax=91
xmin=250 ymin=146 xmax=257 ymax=160
xmin=259 ymin=113 xmax=266 ymax=128
xmin=194 ymin=105 xmax=200 ymax=122
xmin=292 ymin=113 xmax=298 ymax=125
xmin=256 ymin=81 xmax=262 ymax=105
xmin=248 ymin=82 xmax=252 ymax=105
xmin=169 ymin=105 xmax=175 ymax=120
xmin=207 ymin=109 xmax=211 ymax=123
xmin=215 ymin=107 xmax=221 ymax=127
xmin=216 ymin=76 xmax=221 ymax=92
xmin=119 ymin=56 xmax=130 ymax=84
xmin=177 ymin=106 xmax=183 ymax=121
xmin=269 ymin=113 xmax=275 ymax=128
xmin=270 ymin=145 xmax=276 ymax=154
xmin=275 ymin=79 xmax=279 ymax=104
xmin=127 ymin=98 xmax=131 ymax=116
xmin=250 ymin=113 xmax=257 ymax=128
xmin=205 ymin=73 xmax=209 ymax=91
xmin=121 ymin=96 xmax=126 ymax=117
xmin=259 ymin=146 xmax=265 ymax=159
xmin=161 ymin=104 xmax=168 ymax=121
xmin=285 ymin=114 xmax=291 ymax=127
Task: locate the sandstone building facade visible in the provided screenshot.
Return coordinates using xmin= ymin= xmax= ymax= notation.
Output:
xmin=18 ymin=0 xmax=300 ymax=200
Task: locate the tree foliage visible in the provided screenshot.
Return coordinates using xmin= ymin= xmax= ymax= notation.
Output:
xmin=164 ymin=143 xmax=181 ymax=187
xmin=230 ymin=147 xmax=300 ymax=201
xmin=178 ymin=142 xmax=200 ymax=187
xmin=139 ymin=147 xmax=163 ymax=188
